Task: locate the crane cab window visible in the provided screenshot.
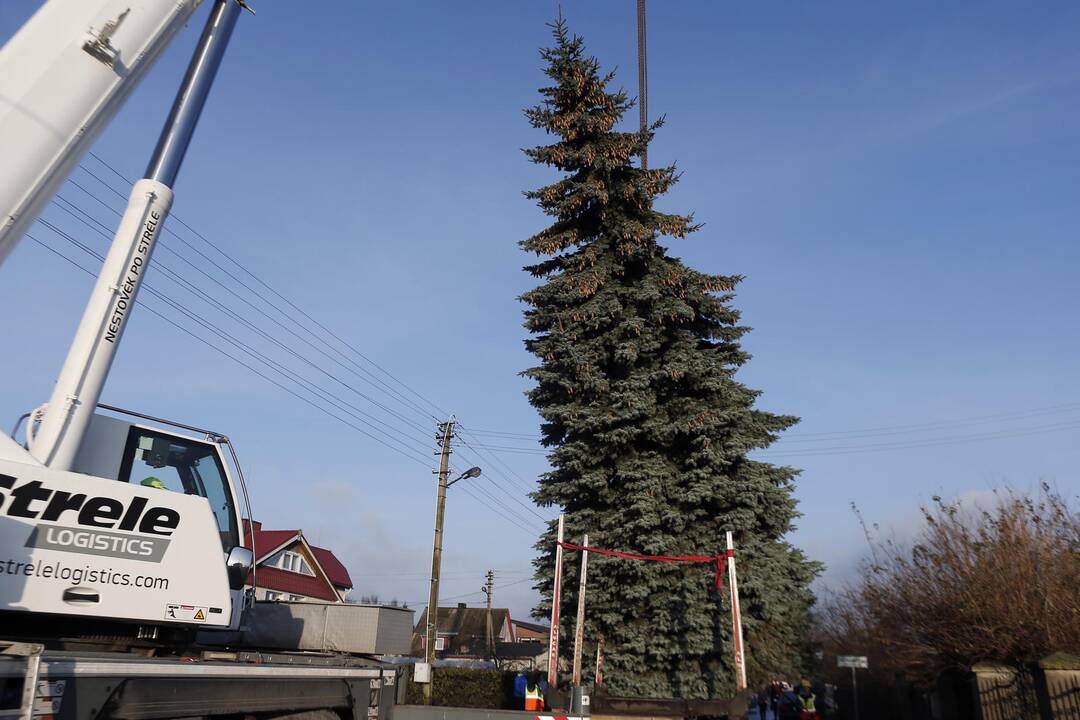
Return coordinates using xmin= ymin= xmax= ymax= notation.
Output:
xmin=118 ymin=428 xmax=239 ymax=552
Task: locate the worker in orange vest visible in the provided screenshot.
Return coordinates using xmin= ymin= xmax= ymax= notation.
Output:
xmin=524 ymin=672 xmax=544 ymax=711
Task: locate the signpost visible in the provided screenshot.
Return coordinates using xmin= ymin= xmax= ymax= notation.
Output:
xmin=837 ymin=656 xmax=868 ymax=720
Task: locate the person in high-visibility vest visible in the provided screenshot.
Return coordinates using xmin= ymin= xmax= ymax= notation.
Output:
xmin=524 ymin=672 xmax=544 ymax=711
xmin=798 ymin=679 xmax=818 ymax=720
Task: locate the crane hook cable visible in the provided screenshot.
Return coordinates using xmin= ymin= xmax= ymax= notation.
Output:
xmin=637 ymin=0 xmax=648 ymax=170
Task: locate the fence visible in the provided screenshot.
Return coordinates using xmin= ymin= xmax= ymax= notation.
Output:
xmin=942 ymin=653 xmax=1080 ymax=720
xmin=827 ymin=653 xmax=1080 ymax=720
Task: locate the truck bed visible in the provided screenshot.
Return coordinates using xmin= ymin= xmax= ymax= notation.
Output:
xmin=0 ymin=644 xmax=399 ymax=720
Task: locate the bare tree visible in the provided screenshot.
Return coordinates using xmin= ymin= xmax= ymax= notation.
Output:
xmin=819 ymin=485 xmax=1080 ymax=683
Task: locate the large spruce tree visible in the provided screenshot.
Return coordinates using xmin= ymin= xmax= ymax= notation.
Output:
xmin=522 ymin=21 xmax=819 ymax=698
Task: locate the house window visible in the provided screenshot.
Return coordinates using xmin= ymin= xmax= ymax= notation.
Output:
xmin=267 ymin=549 xmax=315 ymax=576
xmin=265 ymin=590 xmax=282 ymax=601
xmin=435 ymin=637 xmax=446 ymax=651
xmin=289 ymin=594 xmax=304 ymax=601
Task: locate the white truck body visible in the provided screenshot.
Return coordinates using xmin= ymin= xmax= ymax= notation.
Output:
xmin=1 ymin=411 xmax=242 ymax=628
xmin=0 ymin=454 xmax=233 ymax=628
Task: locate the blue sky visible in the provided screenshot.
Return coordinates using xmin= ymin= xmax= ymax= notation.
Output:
xmin=1 ymin=1 xmax=1078 ymax=620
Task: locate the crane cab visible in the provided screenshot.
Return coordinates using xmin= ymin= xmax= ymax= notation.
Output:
xmin=0 ymin=407 xmax=252 ymax=632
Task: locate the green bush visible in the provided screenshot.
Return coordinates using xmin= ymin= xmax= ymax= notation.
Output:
xmin=404 ymin=667 xmax=510 ymax=708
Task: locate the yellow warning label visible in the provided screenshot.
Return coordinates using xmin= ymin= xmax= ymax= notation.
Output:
xmin=193 ymin=609 xmax=205 ymax=621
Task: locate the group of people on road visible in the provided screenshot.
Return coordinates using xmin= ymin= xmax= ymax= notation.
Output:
xmin=752 ymin=678 xmax=836 ymax=720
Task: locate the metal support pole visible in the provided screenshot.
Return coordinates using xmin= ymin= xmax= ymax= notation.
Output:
xmin=547 ymin=514 xmax=565 ymax=688
xmin=852 ymin=667 xmax=860 ymax=720
xmin=727 ymin=531 xmax=747 ymax=691
xmin=571 ymin=534 xmax=589 ymax=688
xmin=423 ymin=417 xmax=455 ymax=704
xmin=146 ymin=0 xmax=242 ymax=185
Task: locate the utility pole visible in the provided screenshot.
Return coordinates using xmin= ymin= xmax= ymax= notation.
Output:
xmin=423 ymin=417 xmax=455 ymax=705
xmin=482 ymin=569 xmax=495 ymax=660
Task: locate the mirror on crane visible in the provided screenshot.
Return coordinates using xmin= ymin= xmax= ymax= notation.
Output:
xmin=226 ymin=546 xmax=254 ymax=591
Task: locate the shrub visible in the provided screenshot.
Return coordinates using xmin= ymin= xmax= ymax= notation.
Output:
xmin=404 ymin=667 xmax=509 ymax=708
xmin=818 ymin=485 xmax=1080 ymax=684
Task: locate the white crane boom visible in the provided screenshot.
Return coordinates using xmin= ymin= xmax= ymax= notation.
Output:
xmin=0 ymin=0 xmax=205 ymax=267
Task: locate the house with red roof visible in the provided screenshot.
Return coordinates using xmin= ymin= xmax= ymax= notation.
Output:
xmin=243 ymin=520 xmax=353 ymax=602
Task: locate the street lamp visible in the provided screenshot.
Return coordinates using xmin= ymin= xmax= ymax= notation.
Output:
xmin=423 ymin=462 xmax=482 ymax=703
xmin=448 ymin=466 xmax=481 ymax=487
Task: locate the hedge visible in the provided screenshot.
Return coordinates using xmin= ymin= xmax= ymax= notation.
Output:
xmin=404 ymin=667 xmax=515 ymax=708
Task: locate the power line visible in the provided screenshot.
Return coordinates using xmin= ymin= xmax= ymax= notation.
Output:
xmin=47 ymin=196 xmax=436 ymax=444
xmin=449 ymin=463 xmax=547 ymax=534
xmin=405 ymin=576 xmax=535 ymax=607
xmin=759 ymin=418 xmax=1080 ymax=458
xmin=778 ymin=404 xmax=1080 ymax=442
xmin=37 ymin=190 xmax=557 ymax=529
xmin=465 ymin=428 xmax=544 ymax=440
xmin=37 ymin=229 xmax=545 ymax=533
xmin=84 ymin=152 xmax=449 ymax=422
xmin=36 ymin=216 xmax=435 ymax=461
xmin=40 ymin=159 xmax=563 ymax=515
xmin=29 ymin=228 xmax=436 ymax=468
xmin=65 ymin=155 xmax=1080 ymax=471
xmin=465 ymin=401 xmax=1080 ymax=455
xmin=358 ymin=570 xmax=532 ymax=578
xmin=452 ymin=434 xmax=554 ymax=524
xmin=63 ymin=172 xmax=439 ymax=429
xmin=454 ymin=482 xmax=545 ymax=537
xmin=457 ymin=425 xmax=546 ymax=494
xmin=462 ymin=443 xmax=547 ymax=455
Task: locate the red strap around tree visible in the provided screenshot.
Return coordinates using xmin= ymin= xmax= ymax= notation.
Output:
xmin=557 ymin=541 xmax=729 ymax=590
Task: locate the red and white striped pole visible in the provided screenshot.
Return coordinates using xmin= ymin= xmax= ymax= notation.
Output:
xmin=595 ymin=634 xmax=605 ymax=688
xmin=571 ymin=534 xmax=589 ymax=688
xmin=547 ymin=514 xmax=564 ymax=688
xmin=726 ymin=530 xmax=746 ymax=690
